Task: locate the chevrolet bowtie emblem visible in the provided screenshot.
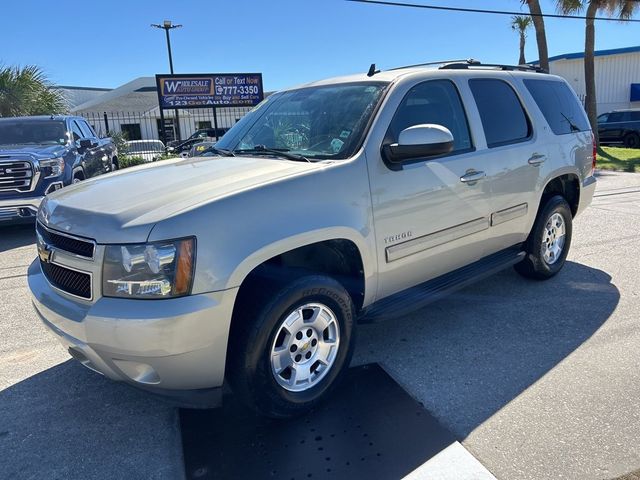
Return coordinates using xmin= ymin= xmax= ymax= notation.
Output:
xmin=37 ymin=235 xmax=53 ymax=264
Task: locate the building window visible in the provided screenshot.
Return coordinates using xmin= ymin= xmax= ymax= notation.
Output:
xmin=121 ymin=123 xmax=142 ymax=140
xmin=197 ymin=121 xmax=212 ymax=130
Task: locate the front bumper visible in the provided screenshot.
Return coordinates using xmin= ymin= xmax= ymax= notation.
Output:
xmin=0 ymin=196 xmax=42 ymax=222
xmin=28 ymin=259 xmax=238 ymax=396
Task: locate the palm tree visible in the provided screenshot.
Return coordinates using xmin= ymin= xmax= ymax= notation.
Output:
xmin=557 ymin=0 xmax=638 ymax=143
xmin=521 ymin=0 xmax=549 ymax=71
xmin=0 ymin=65 xmax=67 ymax=117
xmin=511 ymin=15 xmax=533 ymax=64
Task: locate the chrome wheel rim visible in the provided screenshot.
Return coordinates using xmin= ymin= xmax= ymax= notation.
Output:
xmin=270 ymin=302 xmax=340 ymax=392
xmin=72 ymin=177 xmax=81 ymax=184
xmin=542 ymin=212 xmax=566 ymax=265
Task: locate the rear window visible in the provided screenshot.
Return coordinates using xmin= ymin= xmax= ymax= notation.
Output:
xmin=469 ymin=79 xmax=531 ymax=148
xmin=629 ymin=111 xmax=640 ymax=121
xmin=524 ymin=79 xmax=590 ymax=135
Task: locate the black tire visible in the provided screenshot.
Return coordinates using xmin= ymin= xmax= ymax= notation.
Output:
xmin=623 ymin=132 xmax=640 ymax=149
xmin=111 ymin=157 xmax=119 ymax=171
xmin=226 ymin=273 xmax=356 ymax=418
xmin=515 ymin=195 xmax=572 ymax=280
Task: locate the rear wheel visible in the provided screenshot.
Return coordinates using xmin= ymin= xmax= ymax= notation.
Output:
xmin=623 ymin=132 xmax=640 ymax=148
xmin=515 ymin=195 xmax=572 ymax=280
xmin=226 ymin=274 xmax=355 ymax=418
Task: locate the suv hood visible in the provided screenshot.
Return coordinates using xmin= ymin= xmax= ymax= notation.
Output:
xmin=39 ymin=156 xmax=322 ymax=243
xmin=0 ymin=144 xmax=67 ymax=158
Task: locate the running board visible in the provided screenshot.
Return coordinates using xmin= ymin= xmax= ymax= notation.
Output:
xmin=359 ymin=246 xmax=525 ymax=323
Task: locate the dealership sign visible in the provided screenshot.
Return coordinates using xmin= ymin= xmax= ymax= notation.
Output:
xmin=155 ymin=73 xmax=264 ymax=109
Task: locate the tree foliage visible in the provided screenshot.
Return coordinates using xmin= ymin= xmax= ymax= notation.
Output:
xmin=511 ymin=15 xmax=533 ymax=65
xmin=556 ymin=0 xmax=639 ymax=143
xmin=0 ymin=64 xmax=68 ymax=117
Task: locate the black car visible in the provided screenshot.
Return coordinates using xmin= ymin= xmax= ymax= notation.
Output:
xmin=0 ymin=115 xmax=117 ymax=224
xmin=598 ymin=109 xmax=640 ymax=148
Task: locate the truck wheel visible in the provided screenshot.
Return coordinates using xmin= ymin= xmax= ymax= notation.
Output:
xmin=226 ymin=274 xmax=355 ymax=418
xmin=623 ymin=132 xmax=640 ymax=148
xmin=515 ymin=195 xmax=572 ymax=280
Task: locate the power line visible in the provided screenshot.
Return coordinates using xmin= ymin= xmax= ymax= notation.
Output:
xmin=345 ymin=0 xmax=640 ymax=22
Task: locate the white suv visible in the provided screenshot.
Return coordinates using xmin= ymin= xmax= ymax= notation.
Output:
xmin=29 ymin=61 xmax=596 ymax=417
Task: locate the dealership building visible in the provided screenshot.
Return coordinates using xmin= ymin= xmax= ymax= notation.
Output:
xmin=59 ymin=77 xmax=255 ymax=143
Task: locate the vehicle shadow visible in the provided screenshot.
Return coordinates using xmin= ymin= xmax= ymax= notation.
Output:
xmin=0 ymin=261 xmax=619 ymax=479
xmin=0 ymin=224 xmax=35 ymax=252
xmin=0 ymin=361 xmax=183 ymax=480
xmin=353 ymin=261 xmax=620 ymax=438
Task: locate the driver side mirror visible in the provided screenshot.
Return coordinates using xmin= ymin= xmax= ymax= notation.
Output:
xmin=383 ymin=124 xmax=454 ymax=164
xmin=77 ymin=139 xmax=94 ymax=152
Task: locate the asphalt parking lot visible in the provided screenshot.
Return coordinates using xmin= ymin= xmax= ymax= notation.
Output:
xmin=1 ymin=170 xmax=639 ymax=480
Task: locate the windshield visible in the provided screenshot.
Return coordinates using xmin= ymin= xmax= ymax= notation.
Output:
xmin=217 ymin=83 xmax=387 ymax=160
xmin=0 ymin=120 xmax=67 ymax=146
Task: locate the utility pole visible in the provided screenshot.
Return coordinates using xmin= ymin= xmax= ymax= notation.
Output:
xmin=151 ymin=20 xmax=182 ymax=142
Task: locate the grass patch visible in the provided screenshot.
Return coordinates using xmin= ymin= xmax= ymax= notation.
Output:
xmin=598 ymin=146 xmax=640 ymax=173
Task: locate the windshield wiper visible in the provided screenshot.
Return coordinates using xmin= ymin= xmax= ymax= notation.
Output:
xmin=233 ymin=145 xmax=311 ymax=163
xmin=560 ymin=112 xmax=580 ymax=132
xmin=203 ymin=146 xmax=235 ymax=157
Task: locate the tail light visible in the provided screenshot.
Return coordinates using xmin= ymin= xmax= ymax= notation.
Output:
xmin=591 ymin=133 xmax=597 ymax=175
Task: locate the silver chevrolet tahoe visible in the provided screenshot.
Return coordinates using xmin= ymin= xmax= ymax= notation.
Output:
xmin=28 ymin=61 xmax=597 ymax=417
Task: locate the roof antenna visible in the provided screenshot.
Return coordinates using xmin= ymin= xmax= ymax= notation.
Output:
xmin=367 ymin=63 xmax=380 ymax=77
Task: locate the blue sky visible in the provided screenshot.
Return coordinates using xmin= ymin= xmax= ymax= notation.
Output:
xmin=2 ymin=0 xmax=639 ymax=91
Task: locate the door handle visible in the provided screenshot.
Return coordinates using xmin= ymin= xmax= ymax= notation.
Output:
xmin=460 ymin=170 xmax=486 ymax=184
xmin=528 ymin=153 xmax=547 ymax=166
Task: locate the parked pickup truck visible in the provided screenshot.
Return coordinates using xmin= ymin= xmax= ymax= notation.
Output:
xmin=28 ymin=61 xmax=596 ymax=418
xmin=0 ymin=115 xmax=117 ymax=223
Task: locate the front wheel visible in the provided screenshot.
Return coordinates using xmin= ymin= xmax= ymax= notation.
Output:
xmin=226 ymin=274 xmax=355 ymax=418
xmin=515 ymin=195 xmax=573 ymax=280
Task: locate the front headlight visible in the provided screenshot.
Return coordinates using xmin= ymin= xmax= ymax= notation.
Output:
xmin=40 ymin=158 xmax=65 ymax=178
xmin=102 ymin=237 xmax=195 ymax=299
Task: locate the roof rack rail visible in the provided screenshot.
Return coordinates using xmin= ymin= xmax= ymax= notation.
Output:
xmin=387 ymin=58 xmax=475 ymax=71
xmin=439 ymin=60 xmax=548 ymax=73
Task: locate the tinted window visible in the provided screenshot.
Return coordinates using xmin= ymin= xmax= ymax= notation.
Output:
xmin=629 ymin=111 xmax=640 ymax=121
xmin=597 ymin=113 xmax=609 ymax=124
xmin=524 ymin=79 xmax=590 ymax=135
xmin=71 ymin=121 xmax=84 ymax=141
xmin=387 ymin=80 xmax=472 ymax=153
xmin=608 ymin=112 xmax=625 ymax=123
xmin=469 ymin=79 xmax=530 ymax=147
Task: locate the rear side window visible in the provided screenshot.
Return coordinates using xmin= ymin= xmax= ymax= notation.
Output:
xmin=469 ymin=79 xmax=531 ymax=148
xmin=628 ymin=111 xmax=640 ymax=121
xmin=386 ymin=79 xmax=473 ymax=154
xmin=608 ymin=112 xmax=625 ymax=122
xmin=524 ymin=79 xmax=590 ymax=135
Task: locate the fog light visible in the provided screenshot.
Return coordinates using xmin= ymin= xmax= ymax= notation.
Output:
xmin=45 ymin=182 xmax=64 ymax=195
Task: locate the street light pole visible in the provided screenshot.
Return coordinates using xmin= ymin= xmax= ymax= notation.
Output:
xmin=152 ymin=20 xmax=182 ymax=142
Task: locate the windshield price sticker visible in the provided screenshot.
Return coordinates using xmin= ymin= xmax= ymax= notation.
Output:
xmin=156 ymin=73 xmax=264 ymax=109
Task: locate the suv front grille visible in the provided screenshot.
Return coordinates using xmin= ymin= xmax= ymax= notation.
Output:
xmin=36 ymin=222 xmax=95 ymax=258
xmin=0 ymin=160 xmax=33 ymax=192
xmin=40 ymin=260 xmax=92 ymax=299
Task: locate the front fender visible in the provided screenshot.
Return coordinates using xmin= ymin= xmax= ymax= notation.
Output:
xmin=226 ymin=226 xmax=377 ymax=307
xmin=147 ymin=154 xmax=378 ymax=307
